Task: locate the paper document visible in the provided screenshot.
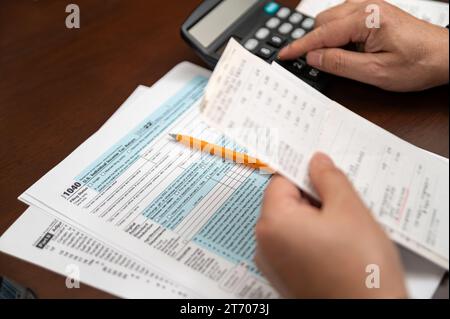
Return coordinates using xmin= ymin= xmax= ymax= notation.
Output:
xmin=18 ymin=62 xmax=278 ymax=298
xmin=200 ymin=39 xmax=449 ymax=269
xmin=0 ymin=206 xmax=197 ymax=298
xmin=2 ymin=85 xmax=198 ymax=298
xmin=296 ymin=0 xmax=449 ymax=27
xmin=101 ymin=85 xmax=152 ymax=130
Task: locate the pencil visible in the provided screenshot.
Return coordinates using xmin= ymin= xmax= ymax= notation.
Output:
xmin=169 ymin=133 xmax=270 ymax=170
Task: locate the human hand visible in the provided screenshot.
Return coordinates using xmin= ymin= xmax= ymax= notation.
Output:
xmin=255 ymin=153 xmax=407 ymax=298
xmin=278 ymin=0 xmax=449 ymax=91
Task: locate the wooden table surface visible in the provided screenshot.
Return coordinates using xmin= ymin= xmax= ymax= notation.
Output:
xmin=0 ymin=0 xmax=448 ymax=299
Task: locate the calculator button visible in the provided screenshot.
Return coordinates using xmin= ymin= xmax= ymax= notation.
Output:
xmin=255 ymin=28 xmax=270 ymax=40
xmin=277 ymin=59 xmax=307 ymax=75
xmin=301 ymin=17 xmax=315 ymax=29
xmin=308 ymin=68 xmax=321 ymax=79
xmin=292 ymin=59 xmax=307 ymax=72
xmin=264 ymin=2 xmax=280 ymax=15
xmin=257 ymin=47 xmax=274 ymax=59
xmin=244 ymin=39 xmax=259 ymax=51
xmin=278 ymin=23 xmax=293 ymax=35
xmin=277 ymin=7 xmax=291 ymax=19
xmin=266 ymin=17 xmax=281 ymax=29
xmin=289 ymin=13 xmax=303 ymax=24
xmin=291 ymin=28 xmax=306 ymax=39
xmin=268 ymin=35 xmax=286 ymax=48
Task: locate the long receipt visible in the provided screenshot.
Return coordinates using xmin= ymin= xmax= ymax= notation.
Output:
xmin=200 ymin=39 xmax=449 ymax=269
xmin=296 ymin=0 xmax=449 ymax=26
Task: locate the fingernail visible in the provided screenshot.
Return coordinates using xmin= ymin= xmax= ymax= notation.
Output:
xmin=278 ymin=46 xmax=289 ymax=59
xmin=307 ymin=51 xmax=323 ymax=67
xmin=312 ymin=152 xmax=334 ymax=169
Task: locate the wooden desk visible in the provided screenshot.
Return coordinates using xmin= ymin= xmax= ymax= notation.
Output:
xmin=0 ymin=0 xmax=448 ymax=298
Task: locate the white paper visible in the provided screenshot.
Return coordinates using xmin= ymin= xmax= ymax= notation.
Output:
xmin=101 ymin=85 xmax=152 ymax=129
xmin=18 ymin=62 xmax=278 ymax=298
xmin=200 ymin=39 xmax=449 ymax=269
xmin=296 ymin=0 xmax=449 ymax=27
xmin=0 ymin=206 xmax=198 ymax=299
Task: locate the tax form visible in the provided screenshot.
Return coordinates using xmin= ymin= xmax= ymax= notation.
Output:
xmin=200 ymin=39 xmax=449 ymax=270
xmin=1 ymin=85 xmax=197 ymax=298
xmin=0 ymin=206 xmax=197 ymax=299
xmin=18 ymin=62 xmax=278 ymax=298
xmin=296 ymin=0 xmax=449 ymax=27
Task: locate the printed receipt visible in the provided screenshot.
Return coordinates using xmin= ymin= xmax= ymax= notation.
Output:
xmin=200 ymin=39 xmax=449 ymax=269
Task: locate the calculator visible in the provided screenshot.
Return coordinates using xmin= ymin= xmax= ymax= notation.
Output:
xmin=181 ymin=0 xmax=329 ymax=91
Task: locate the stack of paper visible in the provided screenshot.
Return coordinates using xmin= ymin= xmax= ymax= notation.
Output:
xmin=1 ymin=63 xmax=277 ymax=298
xmin=0 ymin=60 xmax=447 ymax=298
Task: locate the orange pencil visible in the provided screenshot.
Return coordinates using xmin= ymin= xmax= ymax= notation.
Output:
xmin=169 ymin=133 xmax=270 ymax=171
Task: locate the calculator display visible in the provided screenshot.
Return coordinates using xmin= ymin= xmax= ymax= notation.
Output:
xmin=189 ymin=0 xmax=258 ymax=47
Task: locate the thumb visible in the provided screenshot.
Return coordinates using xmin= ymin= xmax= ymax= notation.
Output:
xmin=306 ymin=48 xmax=386 ymax=87
xmin=308 ymin=152 xmax=358 ymax=206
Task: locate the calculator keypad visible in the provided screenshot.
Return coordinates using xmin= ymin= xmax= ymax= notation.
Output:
xmin=268 ymin=35 xmax=286 ymax=48
xmin=257 ymin=47 xmax=275 ymax=59
xmin=266 ymin=17 xmax=281 ymax=29
xmin=276 ymin=7 xmax=291 ymax=19
xmin=255 ymin=28 xmax=270 ymax=40
xmin=241 ymin=3 xmax=327 ymax=90
xmin=244 ymin=39 xmax=259 ymax=51
xmin=291 ymin=28 xmax=306 ymax=40
xmin=301 ymin=17 xmax=315 ymax=30
xmin=308 ymin=68 xmax=321 ymax=79
xmin=289 ymin=13 xmax=303 ymax=24
xmin=278 ymin=22 xmax=293 ymax=35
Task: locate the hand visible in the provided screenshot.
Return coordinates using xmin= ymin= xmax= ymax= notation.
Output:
xmin=278 ymin=0 xmax=449 ymax=92
xmin=255 ymin=153 xmax=407 ymax=298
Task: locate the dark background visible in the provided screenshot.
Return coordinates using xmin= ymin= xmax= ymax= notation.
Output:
xmin=0 ymin=0 xmax=448 ymax=298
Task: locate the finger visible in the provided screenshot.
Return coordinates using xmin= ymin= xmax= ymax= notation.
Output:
xmin=308 ymin=152 xmax=359 ymax=207
xmin=315 ymin=2 xmax=360 ymax=27
xmin=306 ymin=48 xmax=388 ymax=87
xmin=261 ymin=175 xmax=316 ymax=219
xmin=345 ymin=0 xmax=369 ymax=3
xmin=278 ymin=12 xmax=369 ymax=60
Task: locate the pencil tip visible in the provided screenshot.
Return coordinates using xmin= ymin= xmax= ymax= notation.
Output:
xmin=168 ymin=133 xmax=177 ymax=140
